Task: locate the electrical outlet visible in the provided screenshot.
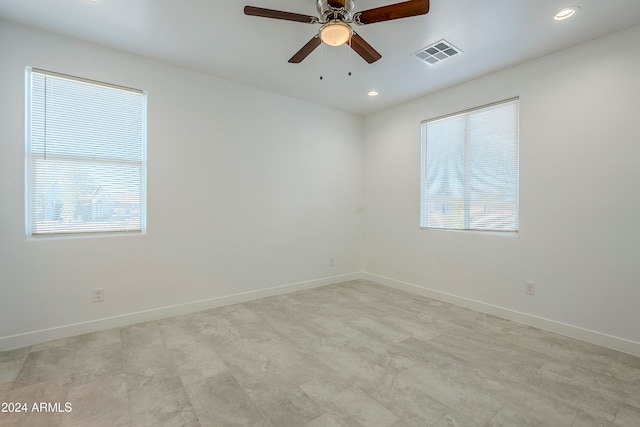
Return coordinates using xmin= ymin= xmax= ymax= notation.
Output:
xmin=329 ymin=258 xmax=335 ymax=267
xmin=92 ymin=288 xmax=104 ymax=303
xmin=525 ymin=282 xmax=536 ymax=296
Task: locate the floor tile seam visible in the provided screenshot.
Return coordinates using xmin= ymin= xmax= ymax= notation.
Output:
xmin=224 ymin=367 xmax=275 ymax=427
xmin=500 ymin=342 xmax=604 ymax=368
xmin=608 ymin=358 xmax=640 ymax=373
xmin=390 ymin=365 xmax=505 ymax=423
xmin=156 ymin=328 xmax=214 ymax=427
xmin=154 ymin=321 xmax=186 ymax=381
xmin=279 ymin=300 xmax=317 ymax=324
xmin=488 ymin=380 xmax=598 ymax=426
xmin=612 ymin=400 xmax=640 ymax=423
xmin=479 ymin=346 xmax=551 ymax=371
xmin=210 ymin=337 xmax=296 ymax=424
xmin=316 ymin=353 xmax=370 ymax=384
xmin=298 ymin=378 xmax=383 ymax=427
xmin=389 ymin=337 xmax=470 ymax=374
xmin=118 ymin=327 xmax=138 ymax=427
xmin=447 ymin=326 xmax=552 ymax=353
xmin=63 ymin=374 xmax=129 ymax=427
xmin=355 ymin=331 xmax=413 ymax=361
xmin=537 ymin=367 xmax=637 ymax=404
xmin=608 ymin=401 xmax=624 ymax=425
xmin=321 ymin=360 xmax=425 ymax=426
xmin=2 ymin=352 xmax=30 ymax=387
xmin=624 ymin=400 xmax=640 ymax=412
xmin=173 ymin=367 xmax=207 ymax=427
xmin=376 ymin=320 xmax=445 ymax=342
xmin=9 ymin=376 xmax=74 ymax=417
xmin=381 ymin=365 xmax=466 ymax=422
xmin=438 ymin=411 xmax=491 ymax=427
xmin=219 ymin=344 xmax=286 ymax=390
xmin=356 ymin=313 xmax=463 ymax=361
xmin=424 ymin=340 xmax=549 ymax=374
xmin=0 ymin=346 xmax=31 ymax=361
xmin=344 ymin=317 xmax=413 ymax=345
xmin=11 ymin=360 xmax=76 ymax=392
xmin=270 ymin=310 xmax=342 ymax=343
xmin=495 ymin=365 xmax=623 ymax=421
xmin=478 ymin=404 xmax=509 ymax=427
xmin=583 ymin=363 xmax=640 ymax=388
xmin=128 ymin=375 xmax=199 ymax=426
xmin=248 ymin=310 xmax=308 ymax=343
xmin=306 ymin=319 xmax=365 ymax=344
xmin=354 ymin=366 xmax=463 ymax=427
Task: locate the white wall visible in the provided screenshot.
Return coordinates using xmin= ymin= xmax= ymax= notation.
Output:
xmin=0 ymin=20 xmax=363 ymax=349
xmin=2 ymin=18 xmax=639 ymax=355
xmin=362 ymin=25 xmax=640 ymax=354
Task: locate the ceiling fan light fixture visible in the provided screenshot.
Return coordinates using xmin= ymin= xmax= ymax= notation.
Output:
xmin=319 ymin=21 xmax=352 ymax=47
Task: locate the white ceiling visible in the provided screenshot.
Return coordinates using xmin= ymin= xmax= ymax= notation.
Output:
xmin=1 ymin=0 xmax=640 ymax=115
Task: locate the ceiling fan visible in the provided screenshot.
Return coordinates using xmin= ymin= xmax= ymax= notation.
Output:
xmin=244 ymin=0 xmax=430 ymax=64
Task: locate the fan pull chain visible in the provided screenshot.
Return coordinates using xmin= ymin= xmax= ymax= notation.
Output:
xmin=347 ymin=36 xmax=353 ymax=77
xmin=319 ymin=42 xmax=325 ymax=81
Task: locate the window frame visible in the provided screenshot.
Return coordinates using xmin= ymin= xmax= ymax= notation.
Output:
xmin=25 ymin=67 xmax=147 ymax=238
xmin=420 ymin=97 xmax=520 ymax=234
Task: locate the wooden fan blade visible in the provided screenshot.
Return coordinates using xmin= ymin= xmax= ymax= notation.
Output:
xmin=244 ymin=6 xmax=316 ymax=24
xmin=289 ymin=36 xmax=322 ymax=63
xmin=349 ymin=33 xmax=382 ymax=64
xmin=328 ymin=0 xmax=347 ymax=7
xmin=356 ymin=0 xmax=429 ymax=25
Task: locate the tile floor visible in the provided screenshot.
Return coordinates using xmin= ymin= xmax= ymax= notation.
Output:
xmin=0 ymin=280 xmax=639 ymax=426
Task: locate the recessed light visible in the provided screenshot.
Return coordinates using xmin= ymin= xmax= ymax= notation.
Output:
xmin=368 ymin=91 xmax=379 ymax=97
xmin=554 ymin=6 xmax=580 ymax=21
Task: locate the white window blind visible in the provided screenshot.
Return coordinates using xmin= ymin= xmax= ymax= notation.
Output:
xmin=26 ymin=68 xmax=146 ymax=236
xmin=420 ymin=98 xmax=519 ymax=232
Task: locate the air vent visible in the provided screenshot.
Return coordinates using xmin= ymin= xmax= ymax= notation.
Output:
xmin=414 ymin=39 xmax=461 ymax=65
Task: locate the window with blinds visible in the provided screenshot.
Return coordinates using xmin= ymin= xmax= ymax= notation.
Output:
xmin=420 ymin=98 xmax=519 ymax=232
xmin=25 ymin=68 xmax=147 ymax=237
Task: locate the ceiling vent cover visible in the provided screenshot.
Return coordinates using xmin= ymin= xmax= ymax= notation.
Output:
xmin=414 ymin=39 xmax=461 ymax=65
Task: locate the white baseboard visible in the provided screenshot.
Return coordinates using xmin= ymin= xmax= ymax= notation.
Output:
xmin=5 ymin=271 xmax=638 ymax=358
xmin=0 ymin=272 xmax=361 ymax=352
xmin=362 ymin=272 xmax=640 ymax=358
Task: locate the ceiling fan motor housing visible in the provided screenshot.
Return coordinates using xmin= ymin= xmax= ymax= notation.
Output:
xmin=244 ymin=0 xmax=431 ymax=64
xmin=317 ymin=0 xmax=355 ymax=21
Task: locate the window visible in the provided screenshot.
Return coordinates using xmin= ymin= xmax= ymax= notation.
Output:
xmin=420 ymin=98 xmax=519 ymax=232
xmin=25 ymin=68 xmax=146 ymax=237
